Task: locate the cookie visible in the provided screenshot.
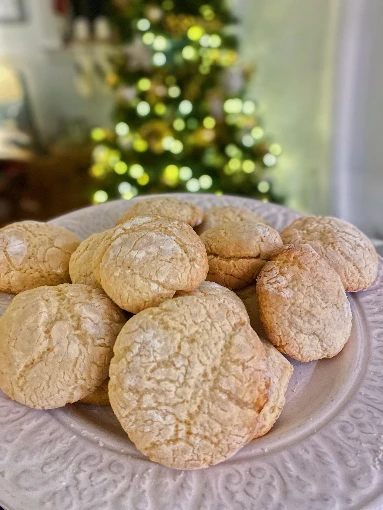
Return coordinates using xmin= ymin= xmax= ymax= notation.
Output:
xmin=236 ymin=284 xmax=267 ymax=337
xmin=257 ymin=244 xmax=352 ymax=362
xmin=69 ymin=232 xmax=104 ymax=288
xmin=253 ymin=339 xmax=293 ymax=439
xmin=116 ymin=197 xmax=204 ymax=228
xmin=280 ymin=216 xmax=378 ymax=291
xmin=200 ymin=222 xmax=283 ymax=290
xmin=109 ymin=294 xmax=269 ymax=470
xmin=0 ymin=284 xmax=125 ymax=409
xmin=178 ymin=281 xmax=248 ymax=317
xmin=92 ymin=216 xmax=208 ymax=314
xmin=197 ymin=205 xmax=268 ymax=234
xmin=0 ymin=221 xmax=80 ymax=294
xmin=80 ymin=379 xmax=110 ymax=405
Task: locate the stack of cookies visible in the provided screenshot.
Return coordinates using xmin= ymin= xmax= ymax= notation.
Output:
xmin=0 ymin=197 xmax=378 ymax=470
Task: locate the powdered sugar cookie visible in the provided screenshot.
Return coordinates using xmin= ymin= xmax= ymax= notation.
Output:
xmin=197 ymin=205 xmax=268 ymax=234
xmin=253 ymin=339 xmax=293 ymax=438
xmin=92 ymin=216 xmax=208 ymax=314
xmin=0 ymin=221 xmax=80 ymax=294
xmin=69 ymin=232 xmax=104 ymax=288
xmin=109 ymin=294 xmax=269 ymax=469
xmin=236 ymin=284 xmax=267 ymax=337
xmin=280 ymin=216 xmax=378 ymax=291
xmin=116 ymin=197 xmax=204 ymax=228
xmin=257 ymin=244 xmax=352 ymax=362
xmin=0 ymin=284 xmax=125 ymax=409
xmin=201 ymin=222 xmax=283 ymax=290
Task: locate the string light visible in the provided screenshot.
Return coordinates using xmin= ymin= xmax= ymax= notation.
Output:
xmin=199 ymin=175 xmax=213 ymax=189
xmin=89 ymin=164 xmax=106 ymax=178
xmin=129 ymin=164 xmax=144 ymax=178
xmin=209 ymin=35 xmax=221 ymax=48
xmin=224 ymin=98 xmax=242 ymax=114
xmin=170 ymin=140 xmax=183 ymax=154
xmin=182 ymin=46 xmax=198 ymax=60
xmin=215 ymin=190 xmax=223 ymax=196
xmin=91 ymin=128 xmax=105 ymax=141
xmin=92 ymin=145 xmax=109 ymax=163
xmin=188 ymin=26 xmax=204 ymax=41
xmin=168 ymin=85 xmax=181 ymax=98
xmin=203 ymin=116 xmax=216 ymax=129
xmin=242 ymin=134 xmax=255 ymax=147
xmin=137 ymin=78 xmax=151 ymax=91
xmin=163 ymin=164 xmax=179 ymax=185
xmin=153 ymin=36 xmax=168 ymax=51
xmin=173 ymin=118 xmax=185 ymax=131
xmin=162 ymin=136 xmax=174 ymax=150
xmin=179 ymin=167 xmax=192 ymax=180
xmin=153 ymin=52 xmax=166 ymax=66
xmin=225 ymin=144 xmax=242 ymax=158
xmin=228 ymin=158 xmax=241 ymax=171
xmin=108 ymin=150 xmax=121 ymax=167
xmin=93 ymin=190 xmax=108 ymax=203
xmin=242 ymin=160 xmax=256 ymax=173
xmin=186 ymin=178 xmax=200 ymax=192
xmin=242 ymin=100 xmax=256 ymax=115
xmin=154 ymin=102 xmax=166 ymax=115
xmin=179 ymin=100 xmax=193 ymax=115
xmin=258 ymin=181 xmax=270 ymax=193
xmin=115 ymin=122 xmax=129 ymax=136
xmin=143 ymin=32 xmax=155 ymax=45
xmin=114 ymin=161 xmax=128 ymax=175
xmin=200 ymin=34 xmax=210 ymax=47
xmin=137 ymin=101 xmax=150 ymax=116
xmin=122 ymin=186 xmax=138 ymax=200
xmin=137 ymin=19 xmax=150 ymax=31
xmin=133 ymin=139 xmax=148 ymax=151
xmin=199 ymin=64 xmax=210 ymax=75
xmin=251 ymin=126 xmax=264 ymax=139
xmin=200 ymin=5 xmax=215 ymax=21
xmin=263 ymin=153 xmax=277 ymax=167
xmin=269 ymin=143 xmax=282 ymax=156
xmin=137 ymin=173 xmax=150 ymax=185
xmin=118 ymin=182 xmax=131 ymax=194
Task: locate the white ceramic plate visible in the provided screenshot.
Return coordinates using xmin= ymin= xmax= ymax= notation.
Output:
xmin=1 ymin=194 xmax=383 ymax=510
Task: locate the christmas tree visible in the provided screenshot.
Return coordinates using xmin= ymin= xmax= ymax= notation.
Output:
xmin=89 ymin=0 xmax=282 ymax=204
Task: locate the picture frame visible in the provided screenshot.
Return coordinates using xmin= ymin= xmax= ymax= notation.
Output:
xmin=0 ymin=0 xmax=26 ymax=23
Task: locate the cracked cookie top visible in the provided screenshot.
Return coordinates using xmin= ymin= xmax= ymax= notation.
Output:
xmin=69 ymin=232 xmax=104 ymax=289
xmin=0 ymin=284 xmax=125 ymax=409
xmin=0 ymin=221 xmax=80 ymax=294
xmin=257 ymin=244 xmax=352 ymax=362
xmin=197 ymin=205 xmax=268 ymax=234
xmin=200 ymin=222 xmax=283 ymax=290
xmin=109 ymin=293 xmax=269 ymax=470
xmin=116 ymin=197 xmax=204 ymax=228
xmin=280 ymin=216 xmax=378 ymax=292
xmin=92 ymin=216 xmax=209 ymax=314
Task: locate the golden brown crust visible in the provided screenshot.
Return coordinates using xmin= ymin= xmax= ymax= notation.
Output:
xmin=257 ymin=244 xmax=352 ymax=362
xmin=92 ymin=216 xmax=208 ymax=314
xmin=0 ymin=221 xmax=80 ymax=294
xmin=280 ymin=216 xmax=378 ymax=292
xmin=80 ymin=379 xmax=110 ymax=405
xmin=235 ymin=284 xmax=267 ymax=337
xmin=253 ymin=339 xmax=293 ymax=438
xmin=109 ymin=294 xmax=269 ymax=470
xmin=0 ymin=284 xmax=125 ymax=409
xmin=197 ymin=205 xmax=268 ymax=234
xmin=201 ymin=222 xmax=283 ymax=290
xmin=69 ymin=232 xmax=104 ymax=288
xmin=116 ymin=197 xmax=204 ymax=227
